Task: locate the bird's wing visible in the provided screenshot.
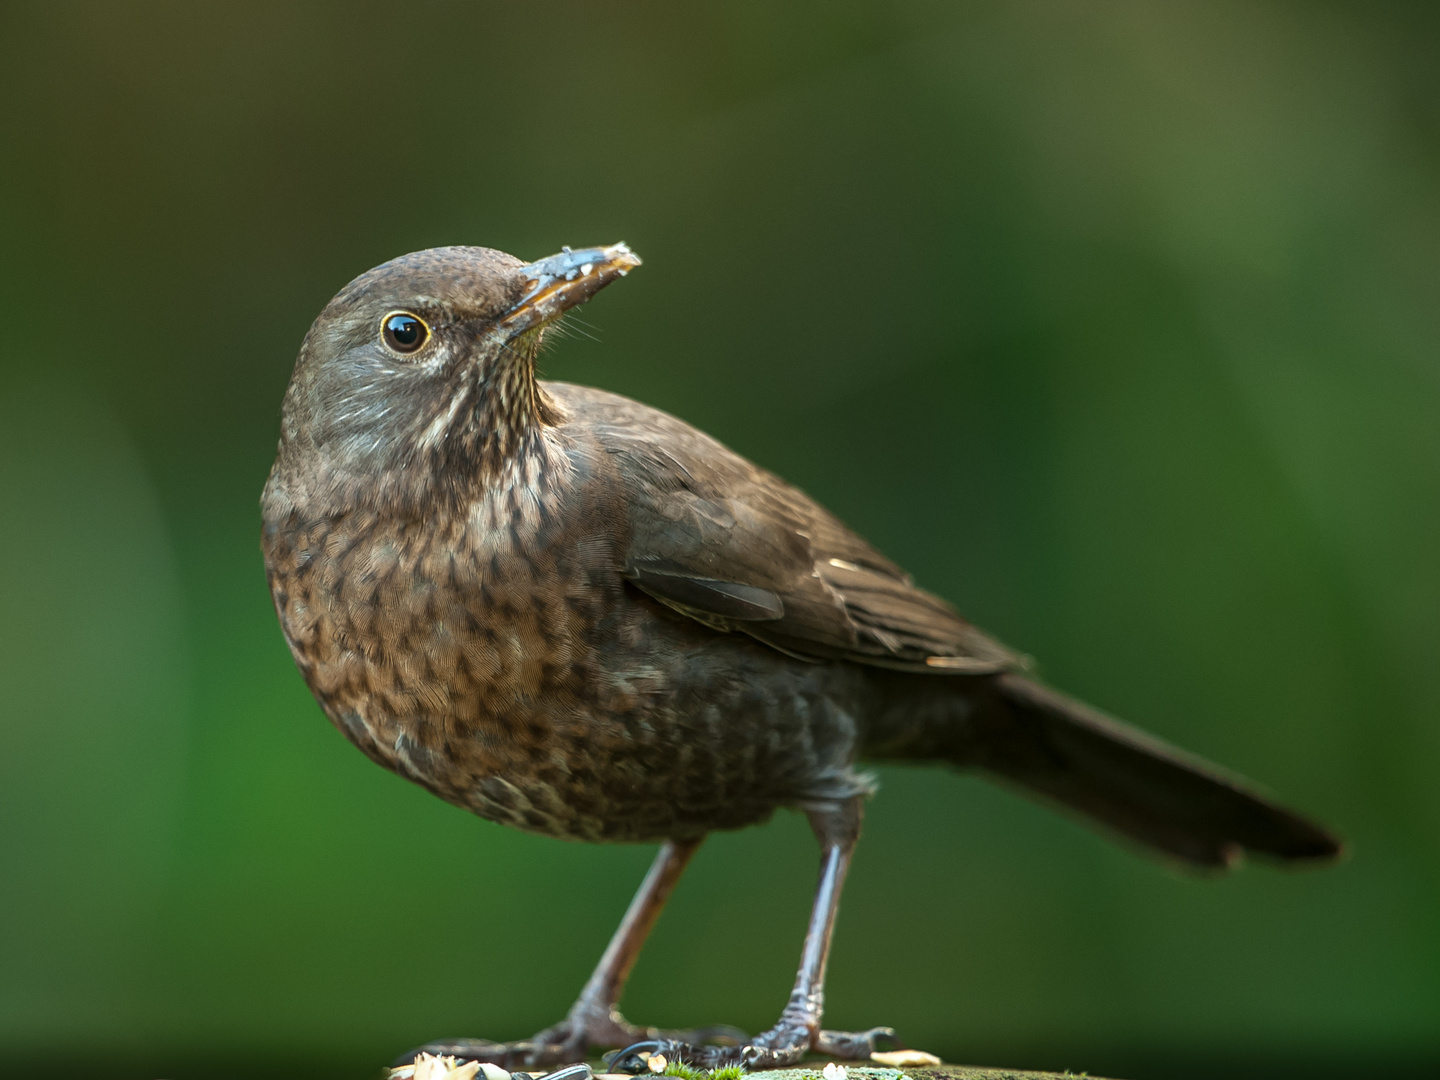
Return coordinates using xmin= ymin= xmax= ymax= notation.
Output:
xmin=554 ymin=384 xmax=1023 ymax=674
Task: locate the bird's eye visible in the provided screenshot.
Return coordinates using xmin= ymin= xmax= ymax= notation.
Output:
xmin=381 ymin=311 xmax=430 ymax=355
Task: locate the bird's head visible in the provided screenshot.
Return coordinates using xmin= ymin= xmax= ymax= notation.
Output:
xmin=269 ymin=243 xmax=639 ymax=513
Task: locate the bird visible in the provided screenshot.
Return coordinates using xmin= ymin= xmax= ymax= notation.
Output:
xmin=261 ymin=241 xmax=1341 ymax=1072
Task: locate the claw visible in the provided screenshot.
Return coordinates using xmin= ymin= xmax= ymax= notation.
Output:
xmin=679 ymin=1024 xmax=747 ymax=1047
xmin=605 ymin=1040 xmax=670 ymax=1074
xmin=815 ymin=1026 xmax=900 ymax=1060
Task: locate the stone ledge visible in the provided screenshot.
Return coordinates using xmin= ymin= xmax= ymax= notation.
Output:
xmin=393 ymin=1057 xmax=1111 ymax=1080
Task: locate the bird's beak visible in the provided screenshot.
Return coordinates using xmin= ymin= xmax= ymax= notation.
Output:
xmin=498 ymin=243 xmax=642 ymax=337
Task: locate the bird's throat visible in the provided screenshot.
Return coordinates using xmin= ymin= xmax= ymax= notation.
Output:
xmin=436 ymin=336 xmax=559 ymax=491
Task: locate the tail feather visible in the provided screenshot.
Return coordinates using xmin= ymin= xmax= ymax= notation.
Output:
xmin=951 ymin=674 xmax=1341 ymax=868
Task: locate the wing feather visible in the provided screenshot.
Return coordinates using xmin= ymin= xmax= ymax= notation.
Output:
xmin=552 ymin=383 xmax=1023 ymax=675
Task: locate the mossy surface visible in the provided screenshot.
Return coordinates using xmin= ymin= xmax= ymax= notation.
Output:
xmin=744 ymin=1068 xmax=1108 ymax=1080
xmin=660 ymin=1065 xmax=747 ymax=1080
xmin=612 ymin=1062 xmax=1110 ymax=1080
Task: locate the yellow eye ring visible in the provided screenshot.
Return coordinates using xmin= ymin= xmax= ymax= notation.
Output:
xmin=380 ymin=311 xmax=430 ymax=355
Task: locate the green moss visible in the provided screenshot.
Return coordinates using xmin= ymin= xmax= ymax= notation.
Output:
xmin=661 ymin=1063 xmax=746 ymax=1080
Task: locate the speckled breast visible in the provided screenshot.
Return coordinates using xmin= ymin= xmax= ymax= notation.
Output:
xmin=263 ymin=488 xmax=623 ymax=839
xmin=263 ymin=465 xmax=869 ymax=845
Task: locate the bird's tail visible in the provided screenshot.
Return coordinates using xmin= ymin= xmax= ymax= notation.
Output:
xmin=867 ymin=671 xmax=1342 ymax=868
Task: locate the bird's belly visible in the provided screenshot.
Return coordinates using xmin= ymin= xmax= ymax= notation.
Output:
xmin=313 ymin=615 xmax=873 ymax=843
xmin=269 ymin=523 xmax=869 ymax=842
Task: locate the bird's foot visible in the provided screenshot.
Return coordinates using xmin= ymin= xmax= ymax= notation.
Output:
xmin=399 ymin=1011 xmax=747 ymax=1072
xmin=813 ymin=1028 xmax=899 ymax=1061
xmin=608 ymin=1022 xmax=897 ymax=1071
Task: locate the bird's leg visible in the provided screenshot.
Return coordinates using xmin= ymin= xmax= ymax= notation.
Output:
xmin=529 ymin=836 xmax=736 ymax=1056
xmin=610 ymin=797 xmax=896 ymax=1072
xmin=405 ymin=837 xmax=744 ymax=1070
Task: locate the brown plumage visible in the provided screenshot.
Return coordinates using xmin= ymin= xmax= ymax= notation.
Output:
xmin=261 ymin=243 xmax=1341 ymax=1071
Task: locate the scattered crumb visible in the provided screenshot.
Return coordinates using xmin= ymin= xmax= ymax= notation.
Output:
xmin=647 ymin=1055 xmax=669 ymax=1074
xmin=870 ymin=1050 xmax=942 ymax=1068
xmin=395 ymin=1052 xmax=481 ymax=1080
xmin=822 ymin=1064 xmax=848 ymax=1080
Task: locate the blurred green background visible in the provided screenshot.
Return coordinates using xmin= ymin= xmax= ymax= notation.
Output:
xmin=2 ymin=2 xmax=1437 ymax=1078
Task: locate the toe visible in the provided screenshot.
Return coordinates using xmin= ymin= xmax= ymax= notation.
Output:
xmin=814 ymin=1026 xmax=899 ymax=1060
xmin=605 ymin=1040 xmax=668 ymax=1074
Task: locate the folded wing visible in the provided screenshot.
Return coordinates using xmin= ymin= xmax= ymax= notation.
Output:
xmin=557 ymin=384 xmax=1021 ymax=674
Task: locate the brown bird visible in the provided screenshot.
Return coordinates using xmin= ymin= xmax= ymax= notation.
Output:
xmin=261 ymin=242 xmax=1341 ymax=1072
